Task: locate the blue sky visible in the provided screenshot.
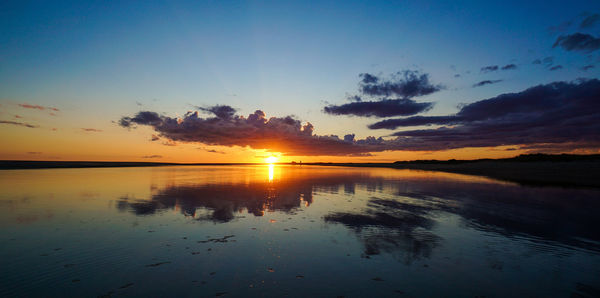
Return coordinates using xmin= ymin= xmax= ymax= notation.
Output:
xmin=1 ymin=1 xmax=599 ymax=161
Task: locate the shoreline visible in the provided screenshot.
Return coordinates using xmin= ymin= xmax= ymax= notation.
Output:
xmin=2 ymin=154 xmax=599 ymax=188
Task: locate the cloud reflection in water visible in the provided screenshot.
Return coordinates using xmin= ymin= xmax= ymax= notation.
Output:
xmin=116 ymin=167 xmax=600 ymax=260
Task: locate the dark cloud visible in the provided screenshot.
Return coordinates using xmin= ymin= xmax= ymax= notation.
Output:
xmin=116 ymin=170 xmax=600 ymax=258
xmin=454 ymin=74 xmax=461 ymax=78
xmin=553 ymin=33 xmax=600 ymax=52
xmin=480 ymin=65 xmax=499 ymax=73
xmin=532 ymin=59 xmax=542 ymax=65
xmin=151 ymin=134 xmax=160 ymax=141
xmin=472 ymin=80 xmax=503 ymax=87
xmin=358 ymin=70 xmax=443 ymax=98
xmin=543 ymin=56 xmax=554 ymax=65
xmin=368 ymin=116 xmax=460 ymax=129
xmin=121 ymin=80 xmax=600 ymax=154
xmin=549 ymin=65 xmax=563 ymax=71
xmin=0 ymin=120 xmax=38 ymax=128
xmin=141 ymin=155 xmax=162 ymax=158
xmin=120 ymin=107 xmax=391 ymax=156
xmin=501 ymin=64 xmax=517 ymax=70
xmin=324 ymin=70 xmax=442 ymax=118
xmin=346 ymin=95 xmax=362 ymax=102
xmin=581 ymin=65 xmax=595 ymax=71
xmin=580 ymin=13 xmax=600 ymax=28
xmin=18 ymin=103 xmax=59 ymax=112
xmin=119 ymin=111 xmax=162 ymax=127
xmin=198 ymin=105 xmax=236 ymax=119
xmin=323 ymin=99 xmax=433 ymax=117
xmin=368 ymin=79 xmax=600 ymax=151
xmin=81 ymin=128 xmax=102 ymax=132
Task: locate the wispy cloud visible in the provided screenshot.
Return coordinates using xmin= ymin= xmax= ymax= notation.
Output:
xmin=580 ymin=13 xmax=600 ymax=28
xmin=549 ymin=65 xmax=563 ymax=71
xmin=81 ymin=128 xmax=102 ymax=132
xmin=553 ymin=33 xmax=600 ymax=52
xmin=581 ymin=65 xmax=595 ymax=71
xmin=198 ymin=147 xmax=226 ymax=154
xmin=472 ymin=80 xmax=503 ymax=87
xmin=0 ymin=120 xmax=38 ymax=128
xmin=480 ymin=65 xmax=499 ymax=73
xmin=18 ymin=103 xmax=59 ymax=112
xmin=501 ymin=64 xmax=517 ymax=70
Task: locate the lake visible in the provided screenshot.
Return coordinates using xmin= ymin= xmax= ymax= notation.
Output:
xmin=1 ymin=165 xmax=599 ymax=297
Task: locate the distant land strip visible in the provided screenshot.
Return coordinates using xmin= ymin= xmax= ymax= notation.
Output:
xmin=1 ymin=154 xmax=599 ymax=188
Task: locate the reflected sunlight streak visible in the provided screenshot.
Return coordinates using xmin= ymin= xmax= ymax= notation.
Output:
xmin=268 ymin=164 xmax=274 ymax=182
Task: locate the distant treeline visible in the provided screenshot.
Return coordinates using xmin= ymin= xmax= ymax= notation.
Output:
xmin=392 ymin=153 xmax=600 ymax=164
xmin=2 ymin=154 xmax=600 ymax=170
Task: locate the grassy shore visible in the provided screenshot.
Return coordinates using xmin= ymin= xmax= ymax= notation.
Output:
xmin=2 ymin=154 xmax=599 ymax=188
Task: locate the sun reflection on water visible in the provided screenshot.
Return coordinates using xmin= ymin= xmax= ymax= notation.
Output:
xmin=268 ymin=164 xmax=274 ymax=182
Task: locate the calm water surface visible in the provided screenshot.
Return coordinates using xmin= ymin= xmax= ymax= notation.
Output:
xmin=1 ymin=165 xmax=599 ymax=297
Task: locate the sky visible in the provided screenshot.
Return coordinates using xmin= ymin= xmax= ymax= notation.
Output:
xmin=1 ymin=0 xmax=599 ymax=163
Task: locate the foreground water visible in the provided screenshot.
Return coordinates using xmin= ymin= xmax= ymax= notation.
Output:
xmin=1 ymin=165 xmax=599 ymax=297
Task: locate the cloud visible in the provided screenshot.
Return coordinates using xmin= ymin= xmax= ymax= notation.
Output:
xmin=27 ymin=152 xmax=42 ymax=154
xmin=368 ymin=116 xmax=460 ymax=129
xmin=581 ymin=65 xmax=595 ymax=71
xmin=580 ymin=13 xmax=600 ymax=28
xmin=543 ymin=56 xmax=554 ymax=65
xmin=206 ymin=149 xmax=225 ymax=154
xmin=162 ymin=139 xmax=177 ymax=146
xmin=549 ymin=65 xmax=563 ymax=71
xmin=501 ymin=64 xmax=517 ymax=70
xmin=18 ymin=103 xmax=59 ymax=112
xmin=121 ymin=79 xmax=600 ymax=154
xmin=480 ymin=65 xmax=499 ymax=73
xmin=472 ymin=80 xmax=502 ymax=87
xmin=142 ymin=155 xmax=162 ymax=158
xmin=367 ymin=79 xmax=600 ymax=151
xmin=553 ymin=33 xmax=600 ymax=52
xmin=81 ymin=128 xmax=102 ymax=132
xmin=323 ymin=99 xmax=433 ymax=117
xmin=0 ymin=120 xmax=38 ymax=128
xmin=532 ymin=59 xmax=542 ymax=65
xmin=323 ymin=70 xmax=442 ymax=118
xmin=198 ymin=147 xmax=226 ymax=154
xmin=357 ymin=71 xmax=443 ymax=98
xmin=151 ymin=134 xmax=160 ymax=141
xmin=197 ymin=105 xmax=237 ymax=119
xmin=120 ymin=107 xmax=393 ymax=156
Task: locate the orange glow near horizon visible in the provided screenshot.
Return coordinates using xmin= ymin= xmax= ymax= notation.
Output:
xmin=2 ymin=122 xmax=598 ymax=163
xmin=265 ymin=156 xmax=278 ymax=164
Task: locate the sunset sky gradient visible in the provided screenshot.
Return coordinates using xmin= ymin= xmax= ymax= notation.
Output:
xmin=1 ymin=1 xmax=599 ymax=162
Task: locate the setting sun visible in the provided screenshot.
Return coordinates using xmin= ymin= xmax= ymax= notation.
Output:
xmin=265 ymin=156 xmax=278 ymax=164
